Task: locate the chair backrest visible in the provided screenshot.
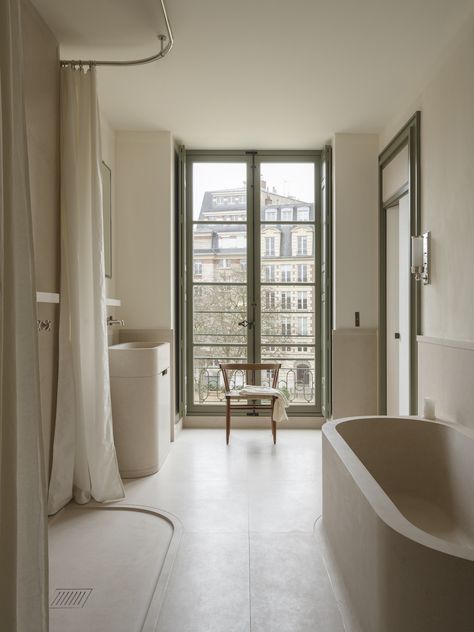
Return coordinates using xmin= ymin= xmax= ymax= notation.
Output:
xmin=219 ymin=363 xmax=281 ymax=392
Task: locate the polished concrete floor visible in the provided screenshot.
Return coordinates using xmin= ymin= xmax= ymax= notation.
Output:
xmin=122 ymin=428 xmax=345 ymax=632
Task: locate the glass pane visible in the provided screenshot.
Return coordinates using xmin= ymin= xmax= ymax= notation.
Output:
xmin=194 ymin=285 xmax=247 ymax=345
xmin=193 ymin=223 xmax=247 ymax=283
xmin=261 ymin=285 xmax=314 ymax=313
xmin=193 ymin=163 xmax=247 ymax=222
xmin=193 ymin=346 xmax=248 ymax=404
xmin=260 ymin=224 xmax=315 ymax=283
xmin=261 ymin=345 xmax=316 ymax=405
xmin=259 ymin=163 xmax=315 ymax=222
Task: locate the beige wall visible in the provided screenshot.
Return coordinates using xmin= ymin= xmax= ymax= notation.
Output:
xmin=381 ymin=11 xmax=474 ymax=343
xmin=333 ymin=133 xmax=379 ymax=330
xmin=331 ymin=134 xmax=379 ymax=418
xmin=380 ymin=10 xmax=474 ymax=424
xmin=22 ymin=0 xmax=60 ymax=472
xmin=115 ymin=131 xmax=175 ymax=330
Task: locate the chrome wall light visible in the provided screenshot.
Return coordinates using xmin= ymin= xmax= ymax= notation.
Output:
xmin=411 ymin=232 xmax=431 ymax=284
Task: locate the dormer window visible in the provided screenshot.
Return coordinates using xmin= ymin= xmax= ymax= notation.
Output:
xmin=281 ymin=207 xmax=293 ymax=221
xmin=297 ymin=206 xmax=310 ymax=221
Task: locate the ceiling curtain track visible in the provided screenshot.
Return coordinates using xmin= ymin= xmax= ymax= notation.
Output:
xmin=60 ymin=0 xmax=174 ymax=68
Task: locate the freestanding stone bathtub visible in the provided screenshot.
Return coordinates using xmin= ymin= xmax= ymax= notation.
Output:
xmin=322 ymin=416 xmax=474 ymax=632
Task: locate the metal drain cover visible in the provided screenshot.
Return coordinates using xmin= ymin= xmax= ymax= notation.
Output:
xmin=50 ymin=588 xmax=92 ymax=609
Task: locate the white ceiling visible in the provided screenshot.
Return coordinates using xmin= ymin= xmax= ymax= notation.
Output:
xmin=32 ymin=0 xmax=474 ymax=148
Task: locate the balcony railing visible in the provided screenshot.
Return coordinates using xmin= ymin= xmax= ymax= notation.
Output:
xmin=195 ymin=366 xmax=315 ymax=405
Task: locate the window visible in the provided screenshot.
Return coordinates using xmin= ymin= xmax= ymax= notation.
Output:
xmin=296 ymin=363 xmax=311 ymax=385
xmin=281 ymin=264 xmax=291 ymax=282
xmin=297 ymin=264 xmax=308 ymax=282
xmin=188 ymin=155 xmax=320 ymax=413
xmin=265 ymin=290 xmax=276 ymax=310
xmin=219 ymin=234 xmax=246 ymax=249
xmin=297 ymin=235 xmax=308 ymax=256
xmin=194 ymin=261 xmax=203 ymax=276
xmin=297 ymin=206 xmax=310 ymax=221
xmin=298 ymin=317 xmax=308 ymax=335
xmin=281 ymin=292 xmax=291 ymax=310
xmin=281 ymin=317 xmax=292 ymax=336
xmin=265 ymin=265 xmax=275 ymax=282
xmin=297 ymin=291 xmax=307 ymax=310
xmin=264 ymin=236 xmax=276 ymax=256
xmin=281 ymin=207 xmax=293 ymax=221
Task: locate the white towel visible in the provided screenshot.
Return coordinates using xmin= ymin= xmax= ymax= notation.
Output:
xmin=238 ymin=385 xmax=290 ymax=422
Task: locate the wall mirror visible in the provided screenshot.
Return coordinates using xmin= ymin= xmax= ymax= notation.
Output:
xmin=101 ymin=161 xmax=112 ymax=278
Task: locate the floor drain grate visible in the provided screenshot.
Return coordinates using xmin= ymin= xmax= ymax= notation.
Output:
xmin=50 ymin=588 xmax=92 ymax=609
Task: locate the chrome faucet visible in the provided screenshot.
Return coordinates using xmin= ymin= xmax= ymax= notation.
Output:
xmin=107 ymin=315 xmax=125 ymax=327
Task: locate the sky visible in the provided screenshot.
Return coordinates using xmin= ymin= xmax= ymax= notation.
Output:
xmin=192 ymin=162 xmax=315 ymax=220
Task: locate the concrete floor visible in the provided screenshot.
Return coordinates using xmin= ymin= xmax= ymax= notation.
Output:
xmin=50 ymin=429 xmax=345 ymax=632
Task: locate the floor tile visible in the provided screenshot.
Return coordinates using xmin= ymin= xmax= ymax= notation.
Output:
xmin=156 ymin=532 xmax=250 ymax=632
xmin=249 ymin=481 xmax=321 ymax=533
xmin=249 ymin=532 xmax=345 ymax=632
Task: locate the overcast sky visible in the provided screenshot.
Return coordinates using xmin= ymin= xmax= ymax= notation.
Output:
xmin=192 ymin=162 xmax=315 ymax=220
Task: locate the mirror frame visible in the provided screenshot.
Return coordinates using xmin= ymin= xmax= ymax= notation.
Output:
xmin=101 ymin=160 xmax=112 ymax=279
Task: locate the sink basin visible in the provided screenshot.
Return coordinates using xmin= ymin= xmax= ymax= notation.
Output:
xmin=109 ymin=342 xmax=169 ymax=378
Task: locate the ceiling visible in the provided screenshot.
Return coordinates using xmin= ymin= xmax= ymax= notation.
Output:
xmin=32 ymin=0 xmax=474 ymax=148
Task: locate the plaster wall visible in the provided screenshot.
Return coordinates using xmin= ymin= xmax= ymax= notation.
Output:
xmin=115 ymin=131 xmax=174 ymax=330
xmin=22 ymin=0 xmax=60 ymax=472
xmin=381 ymin=11 xmax=474 ymax=342
xmin=331 ymin=134 xmax=378 ymax=418
xmin=333 ymin=133 xmax=379 ymax=330
xmin=380 ymin=10 xmax=474 ymax=424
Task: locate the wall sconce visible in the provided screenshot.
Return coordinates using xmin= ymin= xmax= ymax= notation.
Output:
xmin=411 ymin=232 xmax=430 ymax=284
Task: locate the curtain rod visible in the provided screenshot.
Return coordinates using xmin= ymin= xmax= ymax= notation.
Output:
xmin=60 ymin=0 xmax=174 ymax=68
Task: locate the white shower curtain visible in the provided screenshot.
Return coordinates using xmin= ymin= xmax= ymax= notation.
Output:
xmin=48 ymin=67 xmax=124 ymax=515
xmin=0 ymin=0 xmax=49 ymax=630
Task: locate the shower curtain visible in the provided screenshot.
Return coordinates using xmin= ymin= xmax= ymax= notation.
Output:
xmin=48 ymin=67 xmax=124 ymax=515
xmin=0 ymin=0 xmax=49 ymax=630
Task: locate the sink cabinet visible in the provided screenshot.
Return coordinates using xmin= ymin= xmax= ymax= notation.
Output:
xmin=109 ymin=342 xmax=170 ymax=478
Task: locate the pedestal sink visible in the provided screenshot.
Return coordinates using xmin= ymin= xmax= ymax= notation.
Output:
xmin=109 ymin=342 xmax=170 ymax=478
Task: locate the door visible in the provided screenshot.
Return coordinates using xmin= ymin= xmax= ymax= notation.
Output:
xmin=186 ymin=152 xmax=321 ymax=415
xmin=386 ymin=194 xmax=410 ymax=415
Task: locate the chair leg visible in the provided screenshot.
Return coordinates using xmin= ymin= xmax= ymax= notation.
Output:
xmin=226 ymin=400 xmax=231 ymax=445
xmin=271 ymin=399 xmax=277 ymax=444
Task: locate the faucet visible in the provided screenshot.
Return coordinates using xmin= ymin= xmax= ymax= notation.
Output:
xmin=107 ymin=315 xmax=125 ymax=327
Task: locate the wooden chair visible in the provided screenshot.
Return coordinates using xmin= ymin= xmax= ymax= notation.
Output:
xmin=219 ymin=363 xmax=281 ymax=445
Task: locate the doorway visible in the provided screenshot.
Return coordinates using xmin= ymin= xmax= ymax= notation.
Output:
xmin=386 ymin=195 xmax=410 ymax=415
xmin=379 ymin=112 xmax=421 ymax=415
xmin=185 ymin=151 xmax=322 ymax=415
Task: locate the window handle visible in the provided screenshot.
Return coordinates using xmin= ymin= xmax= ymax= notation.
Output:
xmin=238 ymin=319 xmax=253 ymax=328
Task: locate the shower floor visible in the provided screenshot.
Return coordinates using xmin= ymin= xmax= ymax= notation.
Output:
xmin=49 ymin=503 xmax=180 ymax=632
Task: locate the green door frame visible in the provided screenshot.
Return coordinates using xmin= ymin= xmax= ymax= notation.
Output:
xmin=378 ymin=111 xmax=421 ymax=414
xmin=185 ymin=149 xmax=323 ymax=416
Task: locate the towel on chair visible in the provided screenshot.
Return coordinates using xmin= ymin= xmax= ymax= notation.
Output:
xmin=238 ymin=385 xmax=290 ymax=422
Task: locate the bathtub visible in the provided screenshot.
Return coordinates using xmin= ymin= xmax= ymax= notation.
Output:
xmin=322 ymin=416 xmax=474 ymax=632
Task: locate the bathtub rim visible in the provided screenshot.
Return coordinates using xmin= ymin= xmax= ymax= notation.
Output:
xmin=322 ymin=415 xmax=474 ymax=562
